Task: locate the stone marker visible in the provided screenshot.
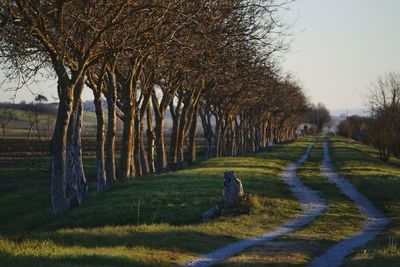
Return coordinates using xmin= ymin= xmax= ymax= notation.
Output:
xmin=223 ymin=171 xmax=244 ymax=208
xmin=203 ymin=171 xmax=247 ymax=221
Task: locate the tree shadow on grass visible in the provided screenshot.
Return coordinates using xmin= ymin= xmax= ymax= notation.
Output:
xmin=345 ymin=255 xmax=400 ymax=267
xmin=36 ymin=168 xmax=296 ymax=232
xmin=218 ymin=237 xmax=336 ymax=267
xmin=0 ymin=138 xmax=308 ymax=245
xmin=29 ymin=230 xmax=240 ymax=255
xmin=257 ymin=147 xmax=310 ymax=163
xmin=0 ymin=252 xmax=164 ymax=267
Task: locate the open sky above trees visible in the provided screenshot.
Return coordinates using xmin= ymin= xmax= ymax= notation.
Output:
xmin=283 ymin=0 xmax=400 ymax=110
xmin=1 ymin=0 xmax=400 ymax=112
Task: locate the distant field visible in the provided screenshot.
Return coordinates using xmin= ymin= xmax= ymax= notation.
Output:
xmin=0 ymin=107 xmax=178 ymax=140
xmin=0 ymin=107 xmax=203 ymax=156
xmin=0 ymin=107 xmax=101 ymax=139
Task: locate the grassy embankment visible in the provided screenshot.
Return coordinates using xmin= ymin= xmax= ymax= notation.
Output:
xmin=0 ymin=139 xmax=312 ymax=266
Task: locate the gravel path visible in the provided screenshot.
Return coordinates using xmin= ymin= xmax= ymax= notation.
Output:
xmin=182 ymin=143 xmax=327 ymax=267
xmin=308 ymin=139 xmax=389 ymax=267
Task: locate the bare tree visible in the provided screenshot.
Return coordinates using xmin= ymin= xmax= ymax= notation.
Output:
xmin=0 ymin=108 xmax=15 ymax=140
xmin=0 ymin=0 xmax=159 ymax=214
xmin=0 ymin=0 xmax=306 ymax=215
xmin=368 ymin=72 xmax=400 ymax=161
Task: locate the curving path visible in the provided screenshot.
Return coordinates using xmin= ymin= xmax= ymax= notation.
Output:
xmin=182 ymin=143 xmax=327 ymax=267
xmin=308 ymin=139 xmax=389 ymax=267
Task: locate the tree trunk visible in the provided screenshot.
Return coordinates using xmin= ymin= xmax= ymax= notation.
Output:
xmin=169 ymin=101 xmax=182 ymax=171
xmin=169 ymin=114 xmax=180 ymax=170
xmin=177 ymin=104 xmax=190 ymax=169
xmin=51 ymin=84 xmax=72 ymax=215
xmin=231 ymin=118 xmax=237 ymax=156
xmin=65 ymin=78 xmax=87 ymax=209
xmin=146 ymin=105 xmax=156 ymax=173
xmin=73 ymin=101 xmax=86 ymax=190
xmin=243 ymin=127 xmax=249 ymax=154
xmin=120 ymin=103 xmax=135 ymax=179
xmin=218 ymin=117 xmax=229 ymax=157
xmin=135 ymin=89 xmax=152 ymax=175
xmin=94 ymin=91 xmax=106 ymax=192
xmin=134 ymin=115 xmax=142 ymax=176
xmin=187 ymin=105 xmax=199 ymax=164
xmin=154 ymin=114 xmax=168 ymax=172
xmin=119 ymin=69 xmax=138 ymax=180
xmin=140 ymin=119 xmax=150 ymax=175
xmin=261 ymin=123 xmax=267 ymax=149
xmin=255 ymin=127 xmax=261 ymax=152
xmin=105 ymin=89 xmax=117 ymax=184
xmin=50 ymin=59 xmax=89 ymax=215
xmin=199 ymin=107 xmax=213 ymax=160
xmin=214 ymin=117 xmax=221 ymax=157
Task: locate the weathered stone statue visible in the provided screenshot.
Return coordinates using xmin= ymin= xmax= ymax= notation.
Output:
xmin=223 ymin=171 xmax=244 ymax=208
xmin=203 ymin=171 xmax=248 ymax=221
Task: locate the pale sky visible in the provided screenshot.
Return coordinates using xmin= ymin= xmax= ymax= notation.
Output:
xmin=1 ymin=0 xmax=400 ymax=110
xmin=282 ymin=0 xmax=400 ymax=110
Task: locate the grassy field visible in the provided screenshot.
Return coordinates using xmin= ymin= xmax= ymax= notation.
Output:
xmin=0 ymin=107 xmax=200 ymax=155
xmin=0 ymin=108 xmax=98 ymax=138
xmin=220 ymin=138 xmax=365 ymax=266
xmin=0 ymin=107 xmax=174 ymax=140
xmin=1 ymin=137 xmax=399 ymax=266
xmin=0 ymin=107 xmax=100 ymax=155
xmin=0 ymin=139 xmax=313 ymax=266
xmin=329 ymin=138 xmax=400 ymax=267
xmin=219 ymin=137 xmax=400 ymax=266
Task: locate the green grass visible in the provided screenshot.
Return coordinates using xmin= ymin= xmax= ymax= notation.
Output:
xmin=221 ymin=137 xmax=365 ymax=266
xmin=329 ymin=137 xmax=400 ymax=267
xmin=0 ymin=139 xmax=312 ymax=266
xmin=3 ymin=136 xmax=398 ymax=266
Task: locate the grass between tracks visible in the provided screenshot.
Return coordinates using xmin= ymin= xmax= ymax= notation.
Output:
xmin=0 ymin=139 xmax=313 ymax=266
xmin=330 ymin=137 xmax=400 ymax=267
xmin=221 ymin=137 xmax=365 ymax=266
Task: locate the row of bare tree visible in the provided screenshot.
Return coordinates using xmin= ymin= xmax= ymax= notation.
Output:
xmin=338 ymin=72 xmax=400 ymax=161
xmin=0 ymin=1 xmax=309 ymax=215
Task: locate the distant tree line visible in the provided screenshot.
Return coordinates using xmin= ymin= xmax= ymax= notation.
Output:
xmin=0 ymin=101 xmax=58 ymax=114
xmin=0 ymin=1 xmax=309 ymax=215
xmin=308 ymin=103 xmax=331 ymax=132
xmin=338 ymin=72 xmax=400 ymax=161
